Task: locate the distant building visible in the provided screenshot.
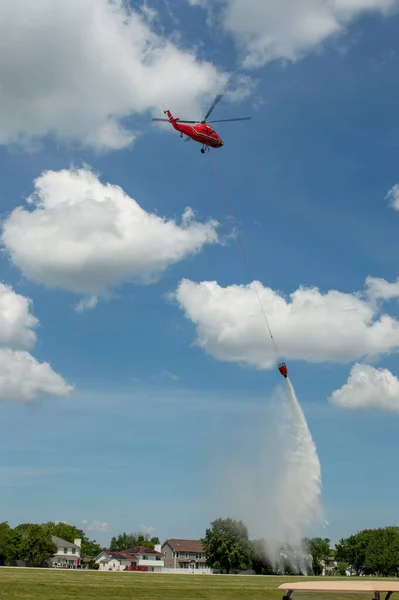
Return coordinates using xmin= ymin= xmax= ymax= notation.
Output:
xmin=95 ymin=544 xmax=164 ymax=572
xmin=322 ymin=557 xmax=337 ymax=576
xmin=51 ymin=536 xmax=81 ymax=568
xmin=161 ymin=539 xmax=209 ymax=571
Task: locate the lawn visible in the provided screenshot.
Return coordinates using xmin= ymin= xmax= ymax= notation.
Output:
xmin=0 ymin=569 xmax=384 ymax=600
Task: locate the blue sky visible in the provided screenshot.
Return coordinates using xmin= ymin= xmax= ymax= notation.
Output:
xmin=1 ymin=0 xmax=399 ymax=550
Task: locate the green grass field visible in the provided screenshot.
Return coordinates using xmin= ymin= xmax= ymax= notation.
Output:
xmin=0 ymin=570 xmax=388 ymax=600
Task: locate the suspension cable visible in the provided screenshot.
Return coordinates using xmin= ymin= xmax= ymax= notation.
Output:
xmin=207 ymin=150 xmax=279 ymax=357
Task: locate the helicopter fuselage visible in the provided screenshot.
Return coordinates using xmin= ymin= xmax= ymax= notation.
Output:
xmin=165 ymin=110 xmax=223 ymax=148
xmin=152 ymin=96 xmax=250 ymax=153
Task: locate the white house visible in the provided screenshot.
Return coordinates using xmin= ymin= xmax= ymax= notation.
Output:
xmin=51 ymin=536 xmax=81 ymax=568
xmin=321 ymin=557 xmax=337 ymax=576
xmin=95 ymin=544 xmax=164 ymax=572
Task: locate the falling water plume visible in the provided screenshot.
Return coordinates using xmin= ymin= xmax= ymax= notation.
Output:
xmin=267 ymin=376 xmax=325 ymax=573
xmin=216 ymin=376 xmax=324 ymax=575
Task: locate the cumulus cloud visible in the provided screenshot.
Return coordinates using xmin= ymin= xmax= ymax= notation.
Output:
xmin=0 ymin=283 xmax=72 ymax=403
xmin=0 ymin=0 xmax=232 ymax=150
xmin=171 ymin=277 xmax=399 ymax=369
xmin=1 ymin=166 xmax=219 ymax=299
xmin=387 ymin=183 xmax=399 ymax=210
xmin=0 ymin=349 xmax=72 ymax=403
xmin=140 ymin=524 xmax=155 ymax=537
xmin=189 ymin=0 xmax=399 ymax=68
xmin=330 ymin=363 xmax=399 ymax=412
xmin=366 ymin=276 xmax=399 ymax=302
xmin=0 ymin=283 xmax=38 ymax=350
xmin=74 ymin=296 xmax=99 ymax=314
xmin=87 ymin=520 xmax=109 ymax=533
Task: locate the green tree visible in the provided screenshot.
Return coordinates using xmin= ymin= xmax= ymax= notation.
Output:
xmin=335 ymin=529 xmax=374 ymax=575
xmin=304 ymin=537 xmax=331 ymax=575
xmin=6 ymin=527 xmax=23 ymax=562
xmin=337 ymin=562 xmax=349 ymax=576
xmin=0 ymin=522 xmax=10 ymax=565
xmin=110 ymin=533 xmax=131 ymax=551
xmin=16 ymin=524 xmax=57 ymax=566
xmin=83 ymin=537 xmax=104 ymax=557
xmin=201 ymin=517 xmax=253 ymax=574
xmin=364 ymin=526 xmax=399 ymax=576
xmin=109 ymin=532 xmax=159 ymax=551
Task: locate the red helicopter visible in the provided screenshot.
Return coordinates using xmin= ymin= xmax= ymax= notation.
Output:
xmin=152 ymin=94 xmax=251 ymax=153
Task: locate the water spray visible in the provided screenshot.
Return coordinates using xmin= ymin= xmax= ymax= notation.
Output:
xmin=208 ymin=151 xmax=325 ymax=575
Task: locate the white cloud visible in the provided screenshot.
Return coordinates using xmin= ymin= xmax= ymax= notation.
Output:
xmin=0 ymin=283 xmax=72 ymax=403
xmin=190 ymin=0 xmax=399 ymax=68
xmin=366 ymin=276 xmax=399 ymax=302
xmin=171 ymin=277 xmax=399 ymax=369
xmin=387 ymin=183 xmax=399 ymax=210
xmin=88 ymin=520 xmax=109 ymax=533
xmin=330 ymin=363 xmax=399 ymax=412
xmin=161 ymin=369 xmax=180 ymax=381
xmin=1 ymin=166 xmax=219 ymax=299
xmin=0 ymin=348 xmax=73 ymax=403
xmin=0 ymin=283 xmax=38 ymax=350
xmin=140 ymin=524 xmax=155 ymax=537
xmin=0 ymin=0 xmax=232 ymax=150
xmin=74 ymin=296 xmax=99 ymax=314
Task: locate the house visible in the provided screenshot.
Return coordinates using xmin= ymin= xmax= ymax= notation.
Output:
xmin=161 ymin=539 xmax=209 ymax=571
xmin=321 ymin=557 xmax=337 ymax=576
xmin=51 ymin=536 xmax=81 ymax=568
xmin=95 ymin=544 xmax=164 ymax=572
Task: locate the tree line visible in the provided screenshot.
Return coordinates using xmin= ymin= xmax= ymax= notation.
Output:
xmin=0 ymin=521 xmax=160 ymax=568
xmin=0 ymin=521 xmax=103 ymax=567
xmin=201 ymin=517 xmax=399 ymax=576
xmin=334 ymin=526 xmax=399 ymax=577
xmin=2 ymin=516 xmax=398 ymax=576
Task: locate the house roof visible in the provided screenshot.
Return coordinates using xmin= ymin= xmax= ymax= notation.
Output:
xmin=51 ymin=536 xmax=80 ymax=550
xmin=125 ymin=545 xmax=162 ymax=555
xmin=107 ymin=551 xmax=138 ymax=561
xmin=100 ymin=546 xmax=162 ymax=562
xmin=162 ymin=539 xmax=204 ymax=553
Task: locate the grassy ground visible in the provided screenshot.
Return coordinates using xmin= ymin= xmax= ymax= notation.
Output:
xmin=0 ymin=569 xmax=385 ymax=600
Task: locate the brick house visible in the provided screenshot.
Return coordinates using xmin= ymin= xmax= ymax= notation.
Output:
xmin=161 ymin=539 xmax=208 ymax=570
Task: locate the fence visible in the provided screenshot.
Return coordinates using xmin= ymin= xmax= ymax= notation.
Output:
xmin=161 ymin=567 xmax=213 ymax=575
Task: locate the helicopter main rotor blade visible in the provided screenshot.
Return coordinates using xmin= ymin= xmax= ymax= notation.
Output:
xmin=203 ymin=93 xmax=223 ymax=122
xmin=207 ymin=117 xmax=252 ymax=123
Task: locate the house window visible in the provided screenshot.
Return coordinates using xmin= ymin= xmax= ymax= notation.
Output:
xmin=185 ymin=552 xmax=188 ymax=558
xmin=142 ymin=555 xmax=147 ymax=560
xmin=72 ymin=548 xmax=76 ymax=554
xmin=64 ymin=548 xmax=68 ymax=554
